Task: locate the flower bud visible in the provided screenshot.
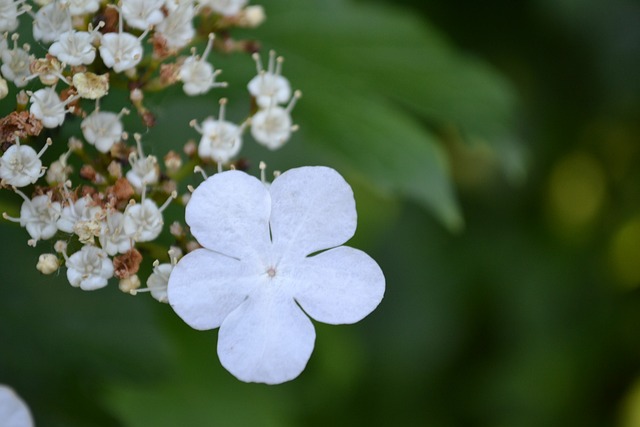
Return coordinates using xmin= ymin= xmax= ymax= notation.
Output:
xmin=0 ymin=77 xmax=8 ymax=100
xmin=37 ymin=253 xmax=59 ymax=274
xmin=119 ymin=275 xmax=141 ymax=294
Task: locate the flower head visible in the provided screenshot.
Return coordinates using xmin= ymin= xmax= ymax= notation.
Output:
xmin=168 ymin=166 xmax=385 ymax=384
xmin=0 ymin=138 xmax=50 ymax=187
xmin=65 ymin=244 xmax=114 ymax=290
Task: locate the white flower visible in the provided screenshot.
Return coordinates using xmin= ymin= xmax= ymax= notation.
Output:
xmin=59 ymin=0 xmax=100 ymax=15
xmin=179 ymin=33 xmax=226 ymax=96
xmin=56 ymin=195 xmax=102 ymax=234
xmin=99 ymin=209 xmax=133 ymax=255
xmin=48 ymin=29 xmax=99 ymax=66
xmin=0 ymin=0 xmax=28 ymax=33
xmin=126 ymin=134 xmax=159 ymax=192
xmin=4 ymin=190 xmax=62 ymax=246
xmin=123 ymin=190 xmax=175 ymax=242
xmin=247 ymin=50 xmax=292 ymax=109
xmin=29 ymin=87 xmax=78 ymax=129
xmin=0 ymin=384 xmax=34 ymax=427
xmin=81 ymin=108 xmax=128 ymax=153
xmin=98 ymin=10 xmax=148 ymax=73
xmin=200 ymin=0 xmax=246 ymax=16
xmin=167 ymin=166 xmax=385 ymax=384
xmin=147 ymin=261 xmax=173 ymax=302
xmin=65 ymin=245 xmax=113 ymax=290
xmin=156 ymin=0 xmax=195 ymax=50
xmin=32 ymin=2 xmax=72 ymax=43
xmin=251 ymin=91 xmax=300 ymax=150
xmin=121 ymin=0 xmax=166 ymax=30
xmin=45 ymin=150 xmax=72 ymax=184
xmin=192 ymin=99 xmax=246 ymax=165
xmin=0 ymin=138 xmax=51 ymax=187
xmin=0 ymin=37 xmax=33 ymax=88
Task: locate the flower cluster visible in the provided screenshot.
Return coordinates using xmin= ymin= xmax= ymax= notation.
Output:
xmin=0 ymin=0 xmax=385 ymax=385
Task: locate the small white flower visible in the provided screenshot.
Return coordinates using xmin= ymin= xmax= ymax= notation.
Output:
xmin=168 ymin=166 xmax=385 ymax=384
xmin=146 ymin=261 xmax=173 ymax=302
xmin=192 ymin=98 xmax=247 ymax=166
xmin=0 ymin=0 xmax=29 ymax=33
xmin=65 ymin=245 xmax=114 ymax=290
xmin=59 ymin=0 xmax=100 ymax=16
xmin=121 ymin=0 xmax=166 ymax=30
xmin=99 ymin=9 xmax=148 ymax=73
xmin=247 ymin=50 xmax=292 ymax=109
xmin=45 ymin=150 xmax=72 ymax=184
xmin=49 ymin=27 xmax=101 ymax=66
xmin=200 ymin=0 xmax=246 ymax=16
xmin=251 ymin=91 xmax=301 ymax=150
xmin=123 ymin=190 xmax=175 ymax=242
xmin=0 ymin=384 xmax=34 ymax=427
xmin=126 ymin=134 xmax=159 ymax=192
xmin=4 ymin=190 xmax=62 ymax=246
xmin=32 ymin=2 xmax=72 ymax=43
xmin=81 ymin=108 xmax=129 ymax=153
xmin=179 ymin=33 xmax=226 ymax=96
xmin=0 ymin=36 xmax=33 ymax=88
xmin=156 ymin=0 xmax=195 ymax=50
xmin=99 ymin=209 xmax=133 ymax=255
xmin=0 ymin=138 xmax=51 ymax=187
xmin=56 ymin=195 xmax=102 ymax=234
xmin=29 ymin=86 xmax=78 ymax=129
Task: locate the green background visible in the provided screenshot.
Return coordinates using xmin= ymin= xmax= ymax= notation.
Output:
xmin=2 ymin=0 xmax=640 ymax=425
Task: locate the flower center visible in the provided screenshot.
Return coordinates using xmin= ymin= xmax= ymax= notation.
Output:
xmin=266 ymin=267 xmax=276 ymax=278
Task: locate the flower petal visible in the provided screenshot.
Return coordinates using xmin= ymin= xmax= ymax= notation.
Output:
xmin=218 ymin=286 xmax=315 ymax=384
xmin=292 ymin=246 xmax=385 ymax=325
xmin=0 ymin=385 xmax=34 ymax=427
xmin=168 ymin=249 xmax=258 ymax=330
xmin=186 ymin=170 xmax=271 ymax=261
xmin=269 ymin=166 xmax=357 ymax=260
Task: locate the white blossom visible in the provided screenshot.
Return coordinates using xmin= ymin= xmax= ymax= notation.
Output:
xmin=247 ymin=50 xmax=292 ymax=109
xmin=126 ymin=134 xmax=159 ymax=192
xmin=180 ymin=33 xmax=226 ymax=96
xmin=99 ymin=209 xmax=133 ymax=255
xmin=0 ymin=36 xmax=33 ymax=88
xmin=167 ymin=166 xmax=385 ymax=384
xmin=121 ymin=0 xmax=166 ymax=30
xmin=45 ymin=150 xmax=72 ymax=184
xmin=0 ymin=0 xmax=29 ymax=33
xmin=4 ymin=190 xmax=62 ymax=246
xmin=0 ymin=384 xmax=34 ymax=427
xmin=56 ymin=195 xmax=102 ymax=234
xmin=251 ymin=91 xmax=300 ymax=150
xmin=192 ymin=99 xmax=246 ymax=165
xmin=49 ymin=27 xmax=101 ymax=66
xmin=32 ymin=2 xmax=72 ymax=43
xmin=98 ymin=9 xmax=147 ymax=73
xmin=59 ymin=0 xmax=99 ymax=15
xmin=81 ymin=108 xmax=128 ymax=153
xmin=123 ymin=190 xmax=175 ymax=242
xmin=65 ymin=245 xmax=114 ymax=290
xmin=29 ymin=86 xmax=78 ymax=129
xmin=156 ymin=0 xmax=195 ymax=50
xmin=146 ymin=261 xmax=173 ymax=302
xmin=0 ymin=138 xmax=51 ymax=187
xmin=200 ymin=0 xmax=246 ymax=16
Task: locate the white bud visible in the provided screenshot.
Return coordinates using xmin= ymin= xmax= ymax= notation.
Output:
xmin=119 ymin=274 xmax=141 ymax=293
xmin=0 ymin=77 xmax=8 ymax=100
xmin=37 ymin=253 xmax=59 ymax=274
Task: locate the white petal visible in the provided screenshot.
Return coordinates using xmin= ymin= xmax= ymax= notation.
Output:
xmin=218 ymin=286 xmax=315 ymax=384
xmin=0 ymin=385 xmax=34 ymax=427
xmin=269 ymin=166 xmax=356 ymax=260
xmin=291 ymin=246 xmax=385 ymax=325
xmin=186 ymin=170 xmax=271 ymax=261
xmin=168 ymin=249 xmax=258 ymax=330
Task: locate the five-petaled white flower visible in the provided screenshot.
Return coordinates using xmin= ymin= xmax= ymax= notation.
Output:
xmin=0 ymin=139 xmax=50 ymax=187
xmin=65 ymin=245 xmax=114 ymax=290
xmin=0 ymin=384 xmax=34 ymax=427
xmin=168 ymin=166 xmax=385 ymax=384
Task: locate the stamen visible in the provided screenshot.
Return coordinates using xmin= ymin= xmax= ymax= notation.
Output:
xmin=159 ymin=191 xmax=177 ymax=212
xmin=267 ymin=50 xmax=276 ymax=74
xmin=275 ymin=56 xmax=284 ymax=76
xmin=202 ymin=33 xmax=215 ymax=61
xmin=286 ymin=90 xmax=302 ymax=113
xmin=259 ymin=161 xmax=267 ymax=183
xmin=218 ymin=98 xmax=227 ymax=123
xmin=37 ymin=138 xmax=53 ymax=158
xmin=189 ymin=119 xmax=203 ymax=134
xmin=252 ymin=52 xmax=263 ymax=74
xmin=2 ymin=212 xmax=20 ymax=223
xmin=193 ymin=166 xmax=208 ymax=180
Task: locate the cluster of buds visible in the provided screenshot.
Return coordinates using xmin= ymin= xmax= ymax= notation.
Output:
xmin=0 ymin=0 xmax=299 ymax=303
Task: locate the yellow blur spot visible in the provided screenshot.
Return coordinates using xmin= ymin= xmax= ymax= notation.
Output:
xmin=609 ymin=217 xmax=640 ymax=289
xmin=547 ymin=152 xmax=606 ymax=232
xmin=618 ymin=376 xmax=640 ymax=427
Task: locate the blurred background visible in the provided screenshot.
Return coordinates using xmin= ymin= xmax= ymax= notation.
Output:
xmin=2 ymin=0 xmax=640 ymax=425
